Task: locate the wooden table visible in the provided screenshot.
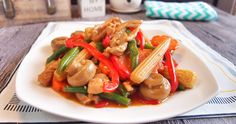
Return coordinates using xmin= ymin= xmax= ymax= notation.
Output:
xmin=0 ymin=6 xmax=236 ymax=124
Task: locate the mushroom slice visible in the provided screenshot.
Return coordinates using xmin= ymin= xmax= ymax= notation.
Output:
xmin=140 ymin=73 xmax=171 ymax=100
xmin=67 ymin=60 xmax=97 ymax=86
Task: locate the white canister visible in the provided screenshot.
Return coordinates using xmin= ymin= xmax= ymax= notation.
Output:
xmin=109 ymin=0 xmax=142 ymax=13
xmin=78 ymin=0 xmax=106 ymax=18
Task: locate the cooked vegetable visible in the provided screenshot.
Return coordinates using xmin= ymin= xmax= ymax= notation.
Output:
xmin=176 ymin=69 xmax=196 ymax=89
xmin=99 ymin=62 xmax=110 ymax=75
xmin=64 ymin=86 xmax=88 ymax=94
xmin=102 ymin=35 xmax=111 ymax=48
xmin=65 ymin=34 xmax=84 ymax=48
xmin=96 ymin=41 xmax=104 ymax=52
xmin=140 ymin=73 xmax=171 ymax=100
xmin=110 ymin=55 xmax=131 ymax=80
xmin=144 ymin=43 xmax=154 ymax=49
xmin=94 ymin=100 xmax=109 ymax=108
xmin=99 ymin=93 xmax=131 ymax=106
xmin=128 ymin=39 xmax=139 ymax=70
xmin=177 ymin=84 xmax=185 ymax=91
xmin=67 ymin=60 xmax=97 ymax=86
xmin=143 ymin=73 xmax=163 ymax=87
xmin=46 ymin=46 xmax=68 ymax=64
xmin=126 ymin=28 xmax=131 ymax=34
xmin=52 ymin=76 xmax=67 ymax=92
xmin=162 ymin=68 xmax=196 ymax=89
xmin=130 ymin=39 xmax=170 ymax=84
xmin=65 ymin=40 xmax=120 ymax=92
xmin=118 ymin=84 xmax=129 ymax=97
xmin=53 ymin=70 xmax=66 ymax=81
xmin=151 ymin=35 xmax=179 ymax=51
xmin=136 ymin=30 xmax=145 ymax=50
xmin=63 ymin=85 xmax=131 ymax=106
xmin=38 ymin=17 xmax=197 ymax=108
xmin=165 ymin=51 xmax=178 ymax=93
xmin=68 ymin=42 xmax=95 ymax=67
xmin=57 ymin=47 xmax=80 ymax=74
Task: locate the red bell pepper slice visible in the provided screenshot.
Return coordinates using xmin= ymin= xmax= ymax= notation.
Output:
xmin=110 ymin=55 xmax=131 ymax=80
xmin=66 ymin=41 xmax=120 ymax=92
xmin=102 ymin=35 xmax=110 ymax=48
xmin=141 ymin=99 xmax=160 ymax=105
xmin=66 ymin=34 xmax=84 ymax=48
xmin=165 ymin=51 xmax=178 ymax=93
xmin=136 ymin=30 xmax=145 ymax=50
xmin=94 ymin=100 xmax=109 ymax=108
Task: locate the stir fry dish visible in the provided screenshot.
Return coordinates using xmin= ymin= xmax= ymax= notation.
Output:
xmin=38 ymin=17 xmax=196 ymax=108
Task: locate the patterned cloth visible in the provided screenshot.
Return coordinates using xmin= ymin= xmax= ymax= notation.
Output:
xmin=144 ymin=1 xmax=218 ymax=21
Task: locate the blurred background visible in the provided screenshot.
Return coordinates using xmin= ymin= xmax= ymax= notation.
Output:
xmin=0 ymin=0 xmax=235 ymax=27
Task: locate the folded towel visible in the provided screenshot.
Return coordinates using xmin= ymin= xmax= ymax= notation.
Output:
xmin=144 ymin=1 xmax=218 ymax=21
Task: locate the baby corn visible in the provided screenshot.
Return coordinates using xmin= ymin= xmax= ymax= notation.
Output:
xmin=72 ymin=42 xmax=96 ymax=63
xmin=130 ymin=39 xmax=170 ymax=84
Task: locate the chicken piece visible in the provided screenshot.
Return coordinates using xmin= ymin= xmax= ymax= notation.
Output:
xmin=38 ymin=60 xmax=59 ymax=87
xmin=75 ymin=93 xmax=100 ymax=105
xmin=85 ymin=17 xmax=122 ymax=42
xmin=67 ymin=60 xmax=97 ymax=86
xmin=105 ymin=42 xmax=128 ymax=56
xmin=140 ymin=73 xmax=171 ymax=100
xmin=88 ymin=78 xmax=103 ymax=94
xmin=51 ymin=37 xmax=67 ymax=52
xmin=84 ymin=27 xmax=94 ymax=40
xmin=88 ymin=73 xmax=110 ymax=94
xmin=106 ymin=20 xmax=142 ymax=56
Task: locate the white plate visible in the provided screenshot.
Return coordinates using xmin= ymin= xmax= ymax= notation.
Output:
xmin=15 ymin=23 xmax=219 ymax=123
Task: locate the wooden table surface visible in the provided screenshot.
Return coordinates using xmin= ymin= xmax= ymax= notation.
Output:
xmin=0 ymin=6 xmax=236 ymax=124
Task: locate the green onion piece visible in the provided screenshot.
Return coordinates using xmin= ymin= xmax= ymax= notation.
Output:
xmin=128 ymin=39 xmax=139 ymax=70
xmin=96 ymin=41 xmax=104 ymax=52
xmin=64 ymin=86 xmax=131 ymax=106
xmin=57 ymin=47 xmax=80 ymax=74
xmin=144 ymin=43 xmax=155 ymax=49
xmin=99 ymin=93 xmax=131 ymax=106
xmin=118 ymin=84 xmax=129 ymax=97
xmin=177 ymin=84 xmax=185 ymax=91
xmin=126 ymin=28 xmax=131 ymax=34
xmin=63 ymin=86 xmax=87 ymax=94
xmin=46 ymin=46 xmax=68 ymax=64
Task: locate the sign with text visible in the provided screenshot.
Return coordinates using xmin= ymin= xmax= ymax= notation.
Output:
xmin=78 ymin=0 xmax=106 ymax=18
